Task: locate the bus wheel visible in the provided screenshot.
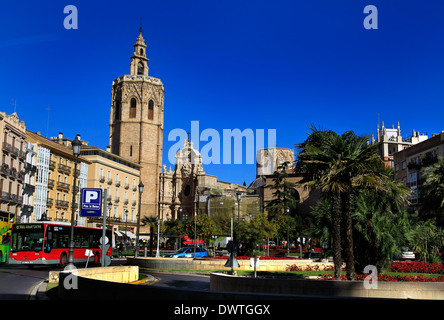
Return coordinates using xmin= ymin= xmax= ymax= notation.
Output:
xmin=94 ymin=252 xmax=100 ymax=265
xmin=59 ymin=253 xmax=68 ymax=267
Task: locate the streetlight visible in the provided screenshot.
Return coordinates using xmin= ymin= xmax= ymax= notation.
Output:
xmin=124 ymin=209 xmax=128 ymax=251
xmin=67 ymin=135 xmax=82 ymax=270
xmin=236 ymin=191 xmax=241 ymax=221
xmin=286 ymin=207 xmax=290 ymax=257
xmin=178 ymin=207 xmax=183 ymax=250
xmin=134 ymin=181 xmax=144 ymax=257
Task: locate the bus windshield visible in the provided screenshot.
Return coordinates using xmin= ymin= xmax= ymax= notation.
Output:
xmin=10 ymin=224 xmax=44 ymax=252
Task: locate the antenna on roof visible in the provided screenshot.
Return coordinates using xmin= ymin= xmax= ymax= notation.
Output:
xmin=10 ymin=98 xmax=17 ymax=113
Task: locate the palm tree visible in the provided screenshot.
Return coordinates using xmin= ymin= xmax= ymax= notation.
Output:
xmin=296 ymin=126 xmax=382 ymax=280
xmin=141 ymin=216 xmax=158 ymax=256
xmin=420 ymin=157 xmax=444 ymax=226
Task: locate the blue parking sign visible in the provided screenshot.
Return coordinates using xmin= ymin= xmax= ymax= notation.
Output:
xmin=80 ymin=188 xmax=103 ymax=217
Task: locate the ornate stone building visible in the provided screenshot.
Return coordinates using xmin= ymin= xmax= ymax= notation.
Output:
xmin=159 ymin=139 xmax=257 ymax=222
xmin=249 ymin=147 xmax=321 ymax=216
xmin=108 ymin=28 xmax=165 ymax=220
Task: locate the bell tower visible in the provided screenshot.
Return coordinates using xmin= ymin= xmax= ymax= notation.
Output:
xmin=108 ymin=28 xmax=165 ymax=219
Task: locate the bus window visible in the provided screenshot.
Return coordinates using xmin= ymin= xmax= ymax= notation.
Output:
xmin=10 ymin=224 xmax=44 ymax=252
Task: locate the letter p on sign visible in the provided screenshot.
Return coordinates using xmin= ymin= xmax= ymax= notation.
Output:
xmin=85 ymin=191 xmax=98 ymax=203
xmin=80 ymin=188 xmax=103 ymax=217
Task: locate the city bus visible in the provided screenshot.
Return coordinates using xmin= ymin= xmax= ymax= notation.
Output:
xmin=0 ymin=212 xmax=14 ymax=263
xmin=8 ymin=222 xmax=112 ymax=266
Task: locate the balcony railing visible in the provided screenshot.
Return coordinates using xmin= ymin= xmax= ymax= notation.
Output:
xmin=57 ymin=181 xmax=70 ymax=191
xmin=55 ymin=200 xmax=69 ymax=208
xmin=58 ymin=163 xmax=71 ymax=174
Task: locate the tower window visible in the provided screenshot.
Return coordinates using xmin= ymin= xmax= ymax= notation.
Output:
xmin=148 ymin=100 xmax=154 ymax=120
xmin=114 ymin=100 xmax=121 ymax=121
xmin=140 ymin=48 xmax=144 ymax=55
xmin=137 ymin=61 xmax=144 ymax=75
xmin=130 ymin=98 xmax=137 ymax=118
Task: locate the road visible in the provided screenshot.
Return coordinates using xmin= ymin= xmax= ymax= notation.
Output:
xmin=146 ymin=271 xmax=210 ymax=291
xmin=0 ymin=263 xmax=50 ymax=300
xmin=0 ymin=259 xmax=211 ymax=300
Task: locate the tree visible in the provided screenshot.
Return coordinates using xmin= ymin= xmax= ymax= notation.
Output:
xmin=296 ymin=126 xmax=383 ymax=280
xmin=236 ymin=213 xmax=277 ymax=256
xmin=141 ymin=216 xmax=158 ymax=256
xmin=265 ymin=161 xmax=299 ymax=219
xmin=420 ymin=157 xmax=444 ymax=227
xmin=407 ymin=219 xmax=444 ymax=263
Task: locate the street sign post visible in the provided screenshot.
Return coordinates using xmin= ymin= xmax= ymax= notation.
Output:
xmin=80 ymin=188 xmax=103 ymax=217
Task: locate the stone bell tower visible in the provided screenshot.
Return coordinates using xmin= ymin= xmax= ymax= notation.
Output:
xmin=108 ymin=27 xmax=165 ymax=219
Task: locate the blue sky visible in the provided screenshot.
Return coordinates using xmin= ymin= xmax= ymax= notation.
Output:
xmin=1 ymin=0 xmax=443 ymax=186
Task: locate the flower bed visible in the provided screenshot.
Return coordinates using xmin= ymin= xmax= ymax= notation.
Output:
xmin=207 ymin=256 xmax=296 ymax=260
xmin=318 ymin=273 xmax=444 ymax=282
xmin=315 ymin=261 xmax=444 ymax=282
xmin=390 ymin=261 xmax=444 ymax=274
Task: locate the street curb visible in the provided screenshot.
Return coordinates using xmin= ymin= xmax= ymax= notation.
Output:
xmin=30 ymin=279 xmax=48 ymax=300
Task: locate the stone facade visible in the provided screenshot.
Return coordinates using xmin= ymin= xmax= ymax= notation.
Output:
xmin=0 ymin=112 xmax=27 ymax=221
xmin=250 ymin=147 xmax=321 ymax=216
xmin=159 ymin=139 xmax=257 ymax=222
xmin=108 ymin=30 xmax=165 ymax=222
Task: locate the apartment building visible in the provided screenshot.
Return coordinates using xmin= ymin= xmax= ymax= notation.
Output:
xmin=0 ymin=112 xmax=26 ymax=221
xmin=26 ymin=131 xmax=91 ymax=225
xmin=394 ymin=131 xmax=444 ymax=210
xmin=370 ymin=121 xmax=428 ymax=168
xmin=78 ymin=145 xmax=141 ymax=238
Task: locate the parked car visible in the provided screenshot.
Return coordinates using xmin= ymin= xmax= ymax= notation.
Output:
xmin=165 ymin=247 xmax=208 ymax=258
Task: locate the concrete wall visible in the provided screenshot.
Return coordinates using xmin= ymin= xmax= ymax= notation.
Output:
xmin=127 ymin=257 xmax=333 ymax=271
xmin=50 ymin=266 xmax=139 ymax=284
xmin=210 ymin=272 xmax=444 ymax=300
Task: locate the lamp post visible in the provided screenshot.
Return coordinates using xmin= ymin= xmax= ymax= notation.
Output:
xmin=67 ymin=135 xmax=82 ymax=270
xmin=286 ymin=207 xmax=290 ymax=257
xmin=134 ymin=181 xmax=144 ymax=257
xmin=178 ymin=207 xmax=182 ymax=250
xmin=124 ymin=209 xmax=128 ymax=251
xmin=236 ymin=191 xmax=241 ymax=221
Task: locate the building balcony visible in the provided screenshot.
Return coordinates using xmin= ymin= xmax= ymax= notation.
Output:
xmin=58 ymin=163 xmax=71 ymax=174
xmin=21 ymin=204 xmax=33 ymax=214
xmin=2 ymin=142 xmax=12 ymax=153
xmin=57 ymin=181 xmax=70 ymax=191
xmin=0 ymin=192 xmax=23 ymax=204
xmin=55 ymin=199 xmax=69 ymax=208
xmin=23 ymin=183 xmax=35 ymax=194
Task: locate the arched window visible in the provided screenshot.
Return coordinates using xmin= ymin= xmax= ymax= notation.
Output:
xmin=114 ymin=100 xmax=121 ymax=121
xmin=130 ymin=98 xmax=137 ymax=118
xmin=139 ymin=48 xmax=144 ymax=55
xmin=148 ymin=100 xmax=154 ymax=120
xmin=137 ymin=61 xmax=144 ymax=75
